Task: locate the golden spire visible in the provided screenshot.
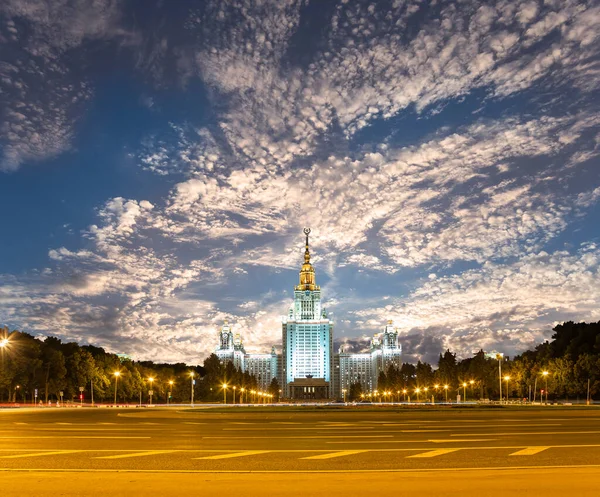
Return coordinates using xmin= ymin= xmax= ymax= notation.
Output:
xmin=296 ymin=228 xmax=319 ymax=291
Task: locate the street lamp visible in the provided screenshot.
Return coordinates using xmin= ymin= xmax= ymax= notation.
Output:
xmin=168 ymin=380 xmax=174 ymax=405
xmin=189 ymin=371 xmax=195 ymax=406
xmin=148 ymin=377 xmax=154 ymax=405
xmin=113 ymin=371 xmax=121 ymax=406
xmin=496 ymin=353 xmax=504 ymax=403
xmin=542 ymin=371 xmax=549 ymax=404
xmin=342 ymin=389 xmax=347 ymax=403
xmin=402 ymin=389 xmax=407 ymax=402
xmin=0 ymin=338 xmax=8 ymax=348
xmin=222 ymin=383 xmax=228 ymax=404
xmin=233 ymin=386 xmax=237 ymax=404
xmin=240 ymin=387 xmax=245 ymax=404
xmin=504 ymin=375 xmax=510 ymax=403
xmin=415 ymin=387 xmax=421 ymax=402
xmin=462 ymin=382 xmax=467 ymax=402
xmin=444 ymin=384 xmax=449 ymax=403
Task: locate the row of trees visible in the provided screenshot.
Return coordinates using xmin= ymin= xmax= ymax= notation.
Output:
xmin=2 ymin=321 xmax=599 ymax=403
xmin=349 ymin=321 xmax=600 ymax=402
xmin=0 ymin=328 xmax=267 ymax=404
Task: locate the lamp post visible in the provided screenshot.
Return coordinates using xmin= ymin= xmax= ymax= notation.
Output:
xmin=233 ymin=386 xmax=237 ymax=404
xmin=189 ymin=371 xmax=195 ymax=407
xmin=504 ymin=375 xmax=511 ymax=404
xmin=222 ymin=383 xmax=228 ymax=404
xmin=415 ymin=388 xmax=421 ymax=402
xmin=240 ymin=387 xmax=245 ymax=404
xmin=424 ymin=387 xmax=429 ymax=404
xmin=469 ymin=380 xmax=475 ymax=401
xmin=444 ymin=384 xmax=449 ymax=403
xmin=148 ymin=377 xmax=154 ymax=405
xmin=168 ymin=380 xmax=174 ymax=406
xmin=462 ymin=382 xmax=467 ymax=402
xmin=542 ymin=371 xmax=549 ymax=404
xmin=496 ymin=353 xmax=504 ymax=403
xmin=113 ymin=371 xmax=120 ymax=406
xmin=342 ymin=389 xmax=347 ymax=403
xmin=402 ymin=389 xmax=407 ymax=402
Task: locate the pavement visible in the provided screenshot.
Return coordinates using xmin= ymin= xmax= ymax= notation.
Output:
xmin=1 ymin=405 xmax=600 ymax=495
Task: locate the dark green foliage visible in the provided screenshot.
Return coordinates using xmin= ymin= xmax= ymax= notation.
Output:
xmin=0 ymin=328 xmax=260 ymax=404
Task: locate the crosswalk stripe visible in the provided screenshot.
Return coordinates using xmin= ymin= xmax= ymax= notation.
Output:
xmin=0 ymin=451 xmax=82 ymax=459
xmin=96 ymin=450 xmax=178 ymax=459
xmin=510 ymin=446 xmax=551 ymax=456
xmin=302 ymin=450 xmax=368 ymax=460
xmin=407 ymin=449 xmax=460 ymax=458
xmin=195 ymin=451 xmax=271 ymax=460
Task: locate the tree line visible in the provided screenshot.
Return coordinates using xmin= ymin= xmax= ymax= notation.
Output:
xmin=0 ymin=328 xmax=266 ymax=404
xmin=351 ymin=321 xmax=600 ymax=402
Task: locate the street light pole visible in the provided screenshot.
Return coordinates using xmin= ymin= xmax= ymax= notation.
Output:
xmin=542 ymin=371 xmax=549 ymax=404
xmin=444 ymin=385 xmax=448 ymax=403
xmin=190 ymin=372 xmax=195 ymax=407
xmin=113 ymin=371 xmax=120 ymax=406
xmin=497 ymin=353 xmax=504 ymax=403
xmin=222 ymin=383 xmax=228 ymax=404
xmin=148 ymin=377 xmax=154 ymax=405
xmin=462 ymin=382 xmax=467 ymax=402
xmin=168 ymin=380 xmax=174 ymax=406
xmin=233 ymin=386 xmax=236 ymax=404
xmin=504 ymin=376 xmax=510 ymax=404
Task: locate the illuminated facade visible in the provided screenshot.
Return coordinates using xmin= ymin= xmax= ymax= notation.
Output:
xmin=282 ymin=228 xmax=334 ymax=399
xmin=212 ymin=229 xmax=401 ymax=399
xmin=337 ymin=322 xmax=402 ymax=395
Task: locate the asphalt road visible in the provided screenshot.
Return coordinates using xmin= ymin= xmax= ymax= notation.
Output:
xmin=1 ymin=405 xmax=600 ymax=495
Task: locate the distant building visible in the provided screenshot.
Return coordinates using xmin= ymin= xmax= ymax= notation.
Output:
xmin=211 ymin=229 xmax=402 ymax=399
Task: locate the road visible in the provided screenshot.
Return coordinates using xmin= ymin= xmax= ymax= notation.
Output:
xmin=1 ymin=405 xmax=600 ymax=495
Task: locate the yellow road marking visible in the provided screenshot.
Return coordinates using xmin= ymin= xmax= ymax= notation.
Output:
xmin=204 ymin=435 xmax=393 ymax=439
xmin=0 ymin=451 xmax=82 ymax=459
xmin=453 ymin=431 xmax=600 ymax=437
xmin=510 ymin=447 xmax=551 ymax=456
xmin=429 ymin=439 xmax=496 ymax=443
xmin=407 ymin=449 xmax=460 ymax=458
xmin=302 ymin=450 xmax=368 ymax=460
xmin=96 ymin=451 xmax=178 ymax=460
xmin=195 ymin=451 xmax=271 ymax=460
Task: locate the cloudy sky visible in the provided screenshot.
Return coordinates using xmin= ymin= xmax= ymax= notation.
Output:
xmin=1 ymin=0 xmax=599 ymax=365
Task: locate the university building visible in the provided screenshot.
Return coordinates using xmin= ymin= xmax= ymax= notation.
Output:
xmin=213 ymin=229 xmax=402 ymax=399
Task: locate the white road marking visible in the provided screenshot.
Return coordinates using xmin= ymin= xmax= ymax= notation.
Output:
xmin=195 ymin=451 xmax=271 ymax=460
xmin=203 ymin=435 xmax=394 ymax=439
xmin=95 ymin=451 xmax=179 ymax=460
xmin=510 ymin=447 xmax=551 ymax=456
xmin=0 ymin=451 xmax=82 ymax=459
xmin=302 ymin=450 xmax=368 ymax=460
xmin=407 ymin=449 xmax=460 ymax=458
xmin=453 ymin=431 xmax=600 ymax=437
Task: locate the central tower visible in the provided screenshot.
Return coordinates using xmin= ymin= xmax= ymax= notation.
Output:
xmin=282 ymin=229 xmax=334 ymax=399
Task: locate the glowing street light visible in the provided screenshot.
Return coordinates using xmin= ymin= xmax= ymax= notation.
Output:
xmin=148 ymin=377 xmax=154 ymax=405
xmin=189 ymin=371 xmax=195 ymax=406
xmin=415 ymin=387 xmax=421 ymax=402
xmin=168 ymin=380 xmax=174 ymax=405
xmin=240 ymin=387 xmax=246 ymax=404
xmin=462 ymin=382 xmax=467 ymax=402
xmin=222 ymin=383 xmax=228 ymax=404
xmin=504 ymin=375 xmax=511 ymax=403
xmin=444 ymin=384 xmax=449 ymax=403
xmin=402 ymin=389 xmax=407 ymax=402
xmin=0 ymin=338 xmax=8 ymax=348
xmin=342 ymin=389 xmax=347 ymax=403
xmin=113 ymin=371 xmax=121 ymax=406
xmin=542 ymin=371 xmax=550 ymax=404
xmin=233 ymin=385 xmax=237 ymax=404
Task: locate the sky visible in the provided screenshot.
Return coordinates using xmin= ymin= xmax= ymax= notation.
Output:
xmin=1 ymin=0 xmax=599 ymax=365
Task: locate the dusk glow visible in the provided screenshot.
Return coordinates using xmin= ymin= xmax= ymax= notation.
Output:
xmin=1 ymin=0 xmax=599 ymax=366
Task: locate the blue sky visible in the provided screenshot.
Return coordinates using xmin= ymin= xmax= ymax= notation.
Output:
xmin=1 ymin=0 xmax=599 ymax=364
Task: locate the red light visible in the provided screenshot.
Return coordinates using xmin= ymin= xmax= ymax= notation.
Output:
xmin=79 ymin=394 xmax=83 ymax=399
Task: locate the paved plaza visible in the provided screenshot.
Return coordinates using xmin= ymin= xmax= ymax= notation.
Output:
xmin=1 ymin=406 xmax=600 ymax=495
